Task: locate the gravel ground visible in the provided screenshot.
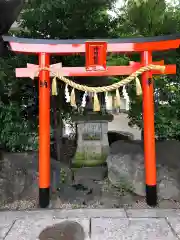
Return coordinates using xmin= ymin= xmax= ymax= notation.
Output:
xmin=1 ymin=178 xmax=180 ymax=210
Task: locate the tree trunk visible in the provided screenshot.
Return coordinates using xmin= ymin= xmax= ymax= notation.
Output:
xmin=52 ymin=95 xmax=63 ymax=162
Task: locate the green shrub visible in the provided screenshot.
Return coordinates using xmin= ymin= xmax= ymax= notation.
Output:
xmin=0 ymin=102 xmax=38 ymax=152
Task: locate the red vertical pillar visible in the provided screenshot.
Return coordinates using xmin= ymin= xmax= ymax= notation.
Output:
xmin=39 ymin=53 xmax=50 ymax=208
xmin=141 ymin=51 xmax=157 ymax=206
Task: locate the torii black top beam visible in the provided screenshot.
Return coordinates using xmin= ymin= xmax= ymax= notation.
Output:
xmin=2 ymin=33 xmax=180 ymax=54
xmin=3 ymin=33 xmax=180 ymax=44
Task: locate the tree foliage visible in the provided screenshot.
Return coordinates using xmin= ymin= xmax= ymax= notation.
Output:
xmin=19 ymin=0 xmax=116 ymax=38
xmin=125 ymin=0 xmax=178 ymax=35
xmin=121 ymin=0 xmax=180 ymax=140
xmin=0 ymin=0 xmax=116 ymax=151
xmin=0 ymin=54 xmax=38 ymax=151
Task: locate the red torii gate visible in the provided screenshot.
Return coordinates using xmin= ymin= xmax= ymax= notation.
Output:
xmin=3 ymin=34 xmax=180 ymax=208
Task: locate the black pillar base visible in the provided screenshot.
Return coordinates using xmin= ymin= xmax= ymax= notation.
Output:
xmin=39 ymin=188 xmax=50 ymax=208
xmin=146 ymin=184 xmax=157 ymax=207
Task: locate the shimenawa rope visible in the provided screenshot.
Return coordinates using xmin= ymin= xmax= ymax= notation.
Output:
xmin=32 ymin=64 xmax=165 ymax=111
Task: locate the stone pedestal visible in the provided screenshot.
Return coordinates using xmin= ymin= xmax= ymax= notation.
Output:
xmin=72 ymin=114 xmax=113 ymax=167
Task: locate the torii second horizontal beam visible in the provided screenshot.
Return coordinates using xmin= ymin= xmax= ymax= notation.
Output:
xmin=16 ymin=62 xmax=176 ymax=78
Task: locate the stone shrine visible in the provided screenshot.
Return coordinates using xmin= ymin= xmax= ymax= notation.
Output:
xmin=72 ymin=113 xmax=113 ymax=167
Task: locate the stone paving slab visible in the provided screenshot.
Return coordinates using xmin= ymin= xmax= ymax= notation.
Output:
xmin=91 ymin=218 xmax=178 ymax=240
xmin=0 ymin=221 xmax=14 ymax=240
xmin=126 ymin=209 xmax=180 ymax=218
xmin=166 ymin=216 xmax=180 ymax=239
xmin=4 ymin=218 xmax=90 ymax=240
xmin=0 ymin=209 xmax=180 ymax=239
xmin=0 ymin=209 xmax=126 ymax=221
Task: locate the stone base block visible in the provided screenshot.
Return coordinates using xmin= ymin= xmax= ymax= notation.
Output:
xmin=73 ymin=165 xmax=108 ymax=182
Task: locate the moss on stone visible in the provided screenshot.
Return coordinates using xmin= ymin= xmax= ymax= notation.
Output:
xmin=73 ymin=152 xmax=107 ymax=167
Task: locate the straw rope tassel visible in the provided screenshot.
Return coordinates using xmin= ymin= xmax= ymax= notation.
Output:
xmin=115 ymin=88 xmax=121 ymax=108
xmin=135 ymin=77 xmax=142 ymax=96
xmin=52 ymin=77 xmax=58 ymax=96
xmin=93 ymin=93 xmax=100 ymax=112
xmin=70 ymin=88 xmax=76 ymax=107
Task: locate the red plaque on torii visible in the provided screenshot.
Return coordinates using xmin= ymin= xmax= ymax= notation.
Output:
xmin=85 ymin=41 xmax=107 ymax=71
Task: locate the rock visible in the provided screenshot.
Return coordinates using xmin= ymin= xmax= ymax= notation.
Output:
xmin=75 ymin=178 xmax=102 ymax=196
xmin=58 ymin=184 xmax=87 ymax=204
xmin=106 ymin=140 xmax=180 ymax=200
xmin=158 ymin=199 xmax=180 ymax=209
xmin=158 ymin=178 xmax=180 ymax=200
xmin=39 ymin=221 xmax=85 ymax=240
xmin=73 ymin=166 xmax=107 ymax=183
xmin=0 ymin=154 xmax=37 ymax=206
xmin=110 ymin=139 xmax=142 ymax=155
xmin=50 ymin=195 xmax=63 ymax=209
xmin=50 ymin=137 xmax=77 ymax=166
xmin=0 ymin=151 xmax=71 ymax=208
xmin=58 ymin=179 xmax=102 ymax=206
xmin=99 ymin=196 xmax=120 ymax=208
xmin=108 ymin=131 xmax=134 ymax=145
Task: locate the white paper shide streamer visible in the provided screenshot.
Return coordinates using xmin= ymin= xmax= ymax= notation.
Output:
xmin=81 ymin=91 xmax=88 ymax=108
xmin=122 ymin=86 xmax=130 ymax=111
xmin=65 ymin=84 xmax=70 ymax=103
